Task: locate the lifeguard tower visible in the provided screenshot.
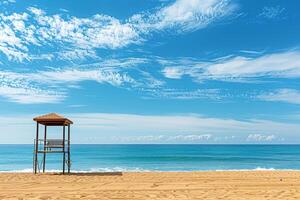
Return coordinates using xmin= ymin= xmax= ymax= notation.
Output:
xmin=33 ymin=113 xmax=73 ymax=174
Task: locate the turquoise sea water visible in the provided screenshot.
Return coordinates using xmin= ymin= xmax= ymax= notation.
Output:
xmin=0 ymin=145 xmax=300 ymax=172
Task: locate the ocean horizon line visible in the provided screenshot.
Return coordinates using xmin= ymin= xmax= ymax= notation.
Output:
xmin=0 ymin=143 xmax=300 ymax=145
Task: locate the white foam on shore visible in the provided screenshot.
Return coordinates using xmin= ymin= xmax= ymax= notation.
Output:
xmin=89 ymin=167 xmax=150 ymax=172
xmin=215 ymin=167 xmax=277 ymax=171
xmin=0 ymin=167 xmax=299 ymax=173
xmin=0 ymin=167 xmax=150 ymax=173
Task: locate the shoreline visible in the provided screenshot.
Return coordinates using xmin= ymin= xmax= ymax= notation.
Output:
xmin=1 ymin=171 xmax=300 ymax=199
xmin=1 ymin=168 xmax=300 ymax=173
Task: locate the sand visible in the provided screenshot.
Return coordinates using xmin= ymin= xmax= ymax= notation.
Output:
xmin=0 ymin=171 xmax=300 ymax=199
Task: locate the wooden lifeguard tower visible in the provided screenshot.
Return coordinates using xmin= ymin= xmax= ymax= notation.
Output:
xmin=33 ymin=113 xmax=73 ymax=174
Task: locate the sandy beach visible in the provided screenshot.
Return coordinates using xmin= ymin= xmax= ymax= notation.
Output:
xmin=0 ymin=171 xmax=299 ymax=199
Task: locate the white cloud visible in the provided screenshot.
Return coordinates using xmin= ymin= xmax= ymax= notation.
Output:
xmin=259 ymin=6 xmax=285 ymax=19
xmin=162 ymin=67 xmax=184 ymax=79
xmin=0 ymin=71 xmax=65 ymax=104
xmin=2 ymin=49 xmax=300 ymax=104
xmin=160 ymin=0 xmax=235 ymax=31
xmin=0 ymin=0 xmax=16 ymax=5
xmin=58 ymin=49 xmax=97 ymax=61
xmin=0 ymin=86 xmax=64 ymax=104
xmin=247 ymin=134 xmax=276 ymax=142
xmin=204 ymin=51 xmax=300 ymax=78
xmin=146 ymin=88 xmax=221 ymax=100
xmin=0 ymin=12 xmax=32 ymax=61
xmin=169 ymin=134 xmax=212 ymax=141
xmin=33 ymin=13 xmax=139 ymax=49
xmin=27 ymin=7 xmax=44 ymax=16
xmin=33 ymin=69 xmax=136 ymax=86
xmin=0 ymin=8 xmax=139 ymax=61
xmin=161 ymin=50 xmax=300 ymax=81
xmin=131 ymin=0 xmax=235 ymax=32
xmin=0 ymin=58 xmax=165 ymax=103
xmin=239 ymin=50 xmax=264 ymax=55
xmin=258 ymin=89 xmax=300 ymax=104
xmin=70 ymin=113 xmax=300 ymax=136
xmin=0 ymin=113 xmax=299 ymax=143
xmin=117 ymin=134 xmax=212 ymax=143
xmin=100 ymin=57 xmax=148 ymax=68
xmin=0 ymin=68 xmax=135 ymax=104
xmin=0 ymin=0 xmax=236 ymax=62
xmin=68 ymin=104 xmax=86 ymax=108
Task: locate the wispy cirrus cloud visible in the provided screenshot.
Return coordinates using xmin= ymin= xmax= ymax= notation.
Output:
xmin=0 ymin=86 xmax=65 ymax=104
xmin=130 ymin=0 xmax=236 ymax=33
xmin=258 ymin=6 xmax=286 ymax=20
xmin=258 ymin=89 xmax=300 ymax=104
xmin=0 ymin=69 xmax=135 ymax=104
xmin=32 ymin=69 xmax=136 ymax=86
xmin=0 ymin=57 xmax=164 ymax=103
xmin=247 ymin=134 xmax=276 ymax=142
xmin=161 ymin=50 xmax=300 ymax=82
xmin=144 ymin=88 xmax=221 ymax=100
xmin=0 ymin=0 xmax=236 ymax=62
xmin=0 ymin=71 xmax=65 ymax=104
xmin=3 ymin=49 xmax=300 ymax=104
xmin=27 ymin=6 xmax=140 ymax=49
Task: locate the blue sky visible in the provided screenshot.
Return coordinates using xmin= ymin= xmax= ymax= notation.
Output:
xmin=0 ymin=0 xmax=300 ymax=144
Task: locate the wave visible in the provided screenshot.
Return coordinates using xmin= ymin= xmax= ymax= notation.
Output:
xmin=0 ymin=167 xmax=299 ymax=173
xmin=0 ymin=167 xmax=151 ymax=173
xmin=215 ymin=167 xmax=277 ymax=171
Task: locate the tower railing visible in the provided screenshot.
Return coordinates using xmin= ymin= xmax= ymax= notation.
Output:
xmin=34 ymin=139 xmax=69 ymax=153
xmin=33 ymin=138 xmax=71 ymax=173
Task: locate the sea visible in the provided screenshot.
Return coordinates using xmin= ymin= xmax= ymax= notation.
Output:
xmin=0 ymin=144 xmax=300 ymax=172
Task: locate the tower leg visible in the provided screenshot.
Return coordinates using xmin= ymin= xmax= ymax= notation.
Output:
xmin=62 ymin=125 xmax=66 ymax=174
xmin=34 ymin=122 xmax=39 ymax=174
xmin=68 ymin=125 xmax=71 ymax=173
xmin=43 ymin=125 xmax=47 ymax=173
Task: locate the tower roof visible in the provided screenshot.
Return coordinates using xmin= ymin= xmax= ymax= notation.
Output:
xmin=33 ymin=113 xmax=73 ymax=126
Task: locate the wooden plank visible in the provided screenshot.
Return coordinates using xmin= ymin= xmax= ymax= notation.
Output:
xmin=37 ymin=150 xmax=65 ymax=153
